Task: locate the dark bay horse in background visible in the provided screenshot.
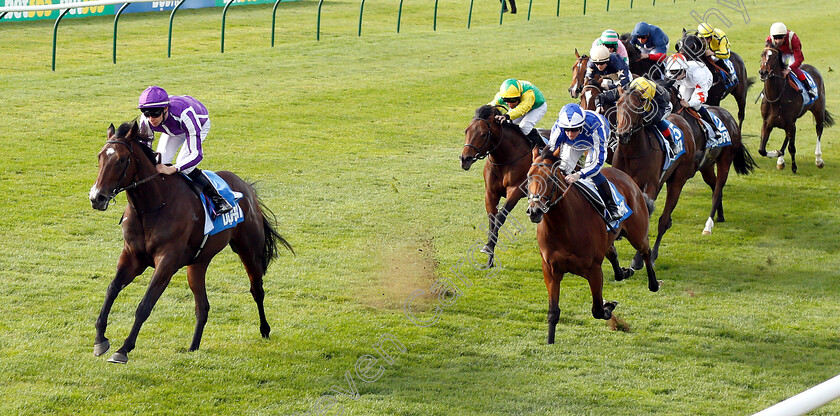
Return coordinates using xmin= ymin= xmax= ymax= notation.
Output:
xmin=679 ymin=32 xmax=753 ymax=129
xmin=89 ymin=121 xmax=293 ymax=364
xmin=525 ymin=147 xmax=658 ymax=344
xmin=669 ymin=92 xmax=757 ymax=234
xmin=614 ymin=89 xmax=697 ymax=267
xmin=461 ymin=105 xmax=545 ymax=267
xmin=758 ymin=45 xmax=834 ymax=173
xmin=621 ymin=35 xmax=664 ymax=80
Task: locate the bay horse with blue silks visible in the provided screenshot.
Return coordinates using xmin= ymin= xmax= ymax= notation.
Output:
xmin=460 ymin=105 xmax=547 ymax=267
xmin=524 ymin=146 xmax=658 ymax=344
xmin=89 ymin=121 xmax=293 ymax=364
xmin=613 ymin=88 xmax=697 ymax=268
xmin=758 ymin=45 xmax=834 ymax=173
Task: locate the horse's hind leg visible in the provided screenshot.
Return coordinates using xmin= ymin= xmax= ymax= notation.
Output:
xmin=231 ymin=233 xmax=272 ymax=339
xmin=813 ymin=106 xmax=827 ymax=169
xmin=606 ymin=243 xmax=633 ymax=281
xmin=186 ymin=262 xmax=210 ymax=351
xmin=95 ymin=253 xmax=146 ymax=357
xmin=786 ymin=126 xmax=798 ymax=174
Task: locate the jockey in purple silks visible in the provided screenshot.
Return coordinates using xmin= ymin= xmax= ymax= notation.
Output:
xmin=137 ymin=85 xmax=233 ymax=215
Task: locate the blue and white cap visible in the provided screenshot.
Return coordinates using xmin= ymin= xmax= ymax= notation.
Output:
xmin=557 ymin=104 xmax=586 ymax=129
xmin=138 ymin=86 xmax=170 ymax=109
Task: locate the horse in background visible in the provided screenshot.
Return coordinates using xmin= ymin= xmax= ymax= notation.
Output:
xmin=613 ymin=88 xmax=697 ymax=267
xmin=525 ymin=146 xmax=658 ymax=344
xmin=461 ymin=105 xmax=544 ymax=267
xmin=621 ymin=34 xmax=664 ymax=80
xmin=90 ymin=121 xmax=293 ymax=364
xmin=679 ymin=32 xmax=754 ymax=129
xmin=758 ymin=45 xmax=834 ymax=173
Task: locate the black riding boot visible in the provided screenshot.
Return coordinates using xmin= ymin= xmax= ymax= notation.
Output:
xmin=508 ymin=0 xmax=517 ymax=13
xmin=596 ymin=181 xmax=622 ymax=221
xmin=698 ymin=106 xmax=721 ymax=139
xmin=187 ymin=169 xmax=234 ymax=215
xmin=526 ymin=129 xmax=544 ymax=147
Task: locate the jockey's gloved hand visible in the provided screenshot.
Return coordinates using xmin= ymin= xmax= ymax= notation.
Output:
xmin=494 ymin=114 xmax=511 ymax=124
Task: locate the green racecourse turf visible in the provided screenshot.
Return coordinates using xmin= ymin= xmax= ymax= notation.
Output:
xmin=1 ymin=0 xmax=839 ymax=414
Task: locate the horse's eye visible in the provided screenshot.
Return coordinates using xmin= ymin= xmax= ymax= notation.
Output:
xmin=118 ymin=157 xmax=127 ymax=164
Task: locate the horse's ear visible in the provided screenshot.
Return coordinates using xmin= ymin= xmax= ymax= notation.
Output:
xmin=128 ymin=121 xmax=139 ymax=139
xmin=574 ymin=48 xmax=580 ymax=58
xmin=107 ymin=123 xmax=115 ymax=139
xmin=532 ymin=146 xmax=541 ymax=159
xmin=552 ymin=146 xmax=561 ymax=158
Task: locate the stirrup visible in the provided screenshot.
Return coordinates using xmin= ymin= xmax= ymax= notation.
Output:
xmin=212 ymin=197 xmax=234 ymax=215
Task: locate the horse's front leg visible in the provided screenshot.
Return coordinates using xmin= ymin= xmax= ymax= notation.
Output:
xmin=758 ymin=119 xmax=773 ymax=158
xmin=95 ymin=252 xmax=146 ymax=357
xmin=481 ymin=190 xmax=506 ymax=268
xmin=543 ymin=262 xmax=564 ymax=344
xmin=108 ymin=260 xmax=179 ymax=364
xmin=786 ymin=126 xmax=798 ymax=174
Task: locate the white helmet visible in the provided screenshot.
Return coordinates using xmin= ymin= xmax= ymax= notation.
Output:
xmin=665 ymin=54 xmax=688 ymax=72
xmin=770 ymin=22 xmax=787 ymax=37
xmin=589 ymin=45 xmax=611 ymax=63
xmin=557 ymin=104 xmax=586 ymax=129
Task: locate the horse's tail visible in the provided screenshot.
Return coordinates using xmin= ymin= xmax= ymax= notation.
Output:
xmin=733 ymin=143 xmax=758 ymax=175
xmin=823 ymin=109 xmax=835 ymax=128
xmin=257 ymin=195 xmax=294 ymax=274
xmin=745 ymin=77 xmax=755 ymax=92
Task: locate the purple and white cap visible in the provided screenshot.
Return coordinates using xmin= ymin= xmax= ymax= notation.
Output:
xmin=138 ymin=86 xmax=170 ymax=109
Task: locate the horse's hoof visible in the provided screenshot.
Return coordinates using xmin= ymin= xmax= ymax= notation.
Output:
xmin=630 ymin=257 xmax=644 ymax=271
xmin=94 ymin=340 xmax=110 ymax=357
xmin=702 ymin=230 xmax=711 ymax=235
xmin=816 ymin=161 xmax=825 ymax=169
xmin=480 ymin=245 xmax=493 ymax=255
xmin=107 ymin=352 xmax=128 ymax=364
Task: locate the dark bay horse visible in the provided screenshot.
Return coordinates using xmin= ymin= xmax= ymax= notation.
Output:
xmin=621 ymin=35 xmax=664 ymax=80
xmin=758 ymin=45 xmax=834 ymax=173
xmin=525 ymin=147 xmax=657 ymax=344
xmin=461 ymin=105 xmax=544 ymax=267
xmin=613 ymin=89 xmax=697 ymax=267
xmin=679 ymin=32 xmax=754 ymax=129
xmin=669 ymin=94 xmax=757 ymax=234
xmin=89 ymin=121 xmax=293 ymax=364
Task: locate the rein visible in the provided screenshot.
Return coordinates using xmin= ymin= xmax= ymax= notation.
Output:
xmin=529 ymin=161 xmax=571 ymax=211
xmin=759 ymin=48 xmax=788 ymax=103
xmin=463 ymin=117 xmax=532 ymax=166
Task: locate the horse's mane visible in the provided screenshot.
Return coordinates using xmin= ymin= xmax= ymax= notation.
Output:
xmin=474 ymin=104 xmax=501 ymax=120
xmin=116 ymin=121 xmax=158 ymax=165
xmin=679 ymin=33 xmax=705 ymax=61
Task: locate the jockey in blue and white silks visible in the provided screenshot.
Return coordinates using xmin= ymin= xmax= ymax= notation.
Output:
xmin=136 ymin=85 xmax=233 ymax=215
xmin=546 ymin=103 xmax=621 ymax=221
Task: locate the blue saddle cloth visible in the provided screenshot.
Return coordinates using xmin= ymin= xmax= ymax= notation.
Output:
xmin=652 ymin=120 xmax=686 ymax=171
xmin=719 ymin=59 xmax=737 ymax=89
xmin=791 ymin=72 xmax=817 ymax=106
xmin=575 ymin=179 xmax=634 ymax=231
xmin=696 ymin=109 xmax=732 ymax=149
xmin=184 ymin=170 xmax=244 ymax=236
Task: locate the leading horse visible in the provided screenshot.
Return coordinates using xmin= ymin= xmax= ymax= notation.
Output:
xmin=613 ymin=89 xmax=697 ymax=267
xmin=525 ymin=147 xmax=657 ymax=344
xmin=679 ymin=32 xmax=753 ymax=130
xmin=460 ymin=105 xmax=544 ymax=267
xmin=758 ymin=45 xmax=834 ymax=173
xmin=89 ymin=121 xmax=293 ymax=364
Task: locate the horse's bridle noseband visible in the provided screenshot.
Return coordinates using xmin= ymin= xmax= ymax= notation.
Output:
xmin=462 ymin=118 xmax=498 ymax=162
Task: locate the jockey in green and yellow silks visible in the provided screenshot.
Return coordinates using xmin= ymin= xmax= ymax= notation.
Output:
xmin=488 ymin=78 xmax=548 ymax=145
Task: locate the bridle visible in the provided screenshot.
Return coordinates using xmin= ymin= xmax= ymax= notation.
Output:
xmin=102 ymin=139 xmax=161 ymax=206
xmin=463 ymin=117 xmax=532 ymax=166
xmin=759 ymin=47 xmax=786 ymax=103
xmin=615 ymin=90 xmax=646 ymax=144
xmin=528 ymin=160 xmax=570 ymax=212
xmin=569 ymin=55 xmax=589 ymax=97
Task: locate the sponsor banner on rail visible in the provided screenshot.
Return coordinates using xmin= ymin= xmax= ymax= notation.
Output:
xmin=1 ymin=0 xmax=291 ymax=22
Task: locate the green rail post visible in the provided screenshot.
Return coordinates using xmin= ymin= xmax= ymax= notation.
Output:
xmin=630 ymin=0 xmax=633 ymax=8
xmin=397 ymin=0 xmax=403 ymax=32
xmin=606 ymin=0 xmax=610 ymax=11
xmin=652 ymin=0 xmax=655 ymax=5
xmin=499 ymin=0 xmax=504 ymax=25
xmin=582 ymin=0 xmax=586 ymax=14
xmin=358 ymin=0 xmax=365 ymax=36
xmin=271 ymin=0 xmax=282 ymax=46
xmin=433 ymin=0 xmax=438 ymax=31
xmin=51 ymin=8 xmax=71 ymax=71
xmin=113 ymin=2 xmax=131 ymax=64
xmin=316 ymin=0 xmax=324 ymax=40
xmin=467 ymin=0 xmax=474 ymax=28
xmin=556 ymin=0 xmax=559 ymax=16
xmin=221 ymin=0 xmax=235 ymax=53
xmin=167 ymin=0 xmax=186 ymax=57
xmin=527 ymin=0 xmax=532 ymax=20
